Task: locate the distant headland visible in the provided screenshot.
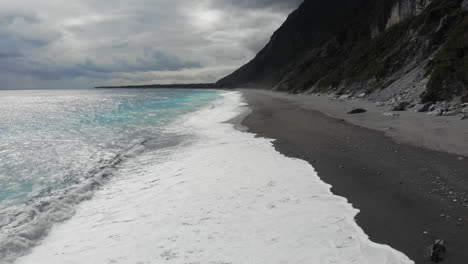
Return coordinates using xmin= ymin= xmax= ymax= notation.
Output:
xmin=95 ymin=83 xmax=217 ymax=89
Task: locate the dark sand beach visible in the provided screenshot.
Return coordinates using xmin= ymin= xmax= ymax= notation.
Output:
xmin=240 ymin=89 xmax=468 ymax=264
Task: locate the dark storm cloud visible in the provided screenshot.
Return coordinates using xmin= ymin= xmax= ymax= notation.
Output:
xmin=0 ymin=51 xmax=200 ymax=81
xmin=0 ymin=9 xmax=40 ymax=24
xmin=80 ymin=52 xmax=201 ymax=74
xmin=0 ymin=11 xmax=52 ymax=61
xmin=0 ymin=52 xmax=22 ymax=58
xmin=0 ymin=0 xmax=301 ymax=89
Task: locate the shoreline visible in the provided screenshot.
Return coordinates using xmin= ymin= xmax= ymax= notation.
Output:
xmin=14 ymin=91 xmax=413 ymax=264
xmin=240 ymin=89 xmax=468 ymax=158
xmin=239 ymin=89 xmax=468 ymax=264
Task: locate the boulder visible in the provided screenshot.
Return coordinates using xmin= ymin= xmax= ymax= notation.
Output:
xmin=442 ymin=110 xmax=458 ymax=116
xmin=428 ymin=239 xmax=447 ymax=263
xmin=383 ymin=112 xmax=400 ymax=117
xmin=347 ymin=108 xmax=367 ymax=114
xmin=392 ymin=101 xmax=411 ymax=111
xmin=429 ymin=109 xmax=444 ymax=116
xmin=375 ymin=102 xmax=385 ymax=107
xmin=416 ymin=102 xmax=433 ymax=112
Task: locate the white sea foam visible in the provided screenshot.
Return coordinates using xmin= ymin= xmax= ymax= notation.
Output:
xmin=15 ymin=91 xmax=413 ymax=264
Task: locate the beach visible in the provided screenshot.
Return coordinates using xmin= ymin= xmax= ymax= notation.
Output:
xmin=6 ymin=89 xmax=467 ymax=264
xmin=240 ymin=89 xmax=468 ymax=264
xmin=13 ymin=91 xmax=413 ymax=264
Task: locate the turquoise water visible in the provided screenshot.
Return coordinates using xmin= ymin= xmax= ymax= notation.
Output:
xmin=0 ymin=88 xmax=219 ymax=261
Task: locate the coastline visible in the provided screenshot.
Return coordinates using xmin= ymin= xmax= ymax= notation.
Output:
xmin=240 ymin=89 xmax=468 ymax=157
xmin=239 ymin=89 xmax=468 ymax=264
xmin=14 ymin=91 xmax=413 ymax=264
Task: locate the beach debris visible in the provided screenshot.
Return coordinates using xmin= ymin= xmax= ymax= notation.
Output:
xmin=392 ymin=101 xmax=411 ymax=111
xmin=347 ymin=108 xmax=367 ymax=114
xmin=357 ymin=93 xmax=367 ymax=98
xmin=339 ymin=165 xmax=344 ymax=168
xmin=428 ymin=239 xmax=447 ymax=263
xmin=377 ymin=172 xmax=382 ymax=175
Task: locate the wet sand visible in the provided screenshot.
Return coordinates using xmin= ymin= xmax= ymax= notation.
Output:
xmin=240 ymin=89 xmax=468 ymax=264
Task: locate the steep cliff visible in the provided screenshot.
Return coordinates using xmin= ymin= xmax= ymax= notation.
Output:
xmin=217 ymin=0 xmax=468 ymax=105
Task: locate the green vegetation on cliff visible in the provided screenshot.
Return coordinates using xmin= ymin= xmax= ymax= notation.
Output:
xmin=423 ymin=8 xmax=468 ymax=102
xmin=218 ymin=0 xmax=468 ymax=103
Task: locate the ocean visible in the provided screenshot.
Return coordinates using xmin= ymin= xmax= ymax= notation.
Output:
xmin=0 ymin=89 xmax=219 ymax=262
xmin=0 ymin=89 xmax=413 ymax=264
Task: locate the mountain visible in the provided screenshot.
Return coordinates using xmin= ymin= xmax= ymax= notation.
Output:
xmin=217 ymin=0 xmax=468 ymax=105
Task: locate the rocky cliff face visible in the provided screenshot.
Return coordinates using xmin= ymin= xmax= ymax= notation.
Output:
xmin=217 ymin=0 xmax=468 ymax=107
xmin=385 ymin=0 xmax=432 ymax=28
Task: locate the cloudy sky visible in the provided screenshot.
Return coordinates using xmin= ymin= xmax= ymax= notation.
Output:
xmin=0 ymin=0 xmax=302 ymax=89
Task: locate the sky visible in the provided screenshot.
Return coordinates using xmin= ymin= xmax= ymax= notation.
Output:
xmin=0 ymin=0 xmax=302 ymax=89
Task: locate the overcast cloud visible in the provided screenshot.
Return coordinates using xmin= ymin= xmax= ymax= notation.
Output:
xmin=0 ymin=0 xmax=302 ymax=89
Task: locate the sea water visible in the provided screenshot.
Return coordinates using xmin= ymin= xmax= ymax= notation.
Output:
xmin=1 ymin=89 xmax=413 ymax=264
xmin=0 ymin=89 xmax=219 ymax=263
